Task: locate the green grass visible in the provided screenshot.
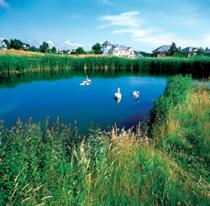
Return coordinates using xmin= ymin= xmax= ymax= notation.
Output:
xmin=0 ymin=54 xmax=210 ymax=78
xmin=0 ymin=76 xmax=209 ymax=205
xmin=151 ymin=76 xmax=210 ymax=181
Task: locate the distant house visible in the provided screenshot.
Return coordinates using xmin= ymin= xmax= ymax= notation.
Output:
xmin=111 ymin=45 xmax=136 ymax=58
xmin=181 ymin=47 xmax=198 ymax=57
xmin=134 ymin=51 xmax=144 ymax=57
xmin=57 ymin=49 xmax=62 ymax=53
xmin=0 ymin=40 xmax=7 ymax=51
xmin=136 ymin=51 xmax=152 ymax=57
xmin=70 ymin=49 xmax=75 ymax=54
xmin=102 ymin=41 xmax=113 ymax=55
xmin=58 ymin=49 xmax=71 ymax=54
xmin=101 ymin=41 xmax=136 ymax=58
xmin=152 ymin=45 xmax=171 ymax=57
xmin=23 ymin=44 xmax=29 ymax=50
xmin=205 ymin=48 xmax=210 ymax=55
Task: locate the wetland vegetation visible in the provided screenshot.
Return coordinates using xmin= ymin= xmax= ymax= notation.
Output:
xmin=0 ymin=54 xmax=210 ymax=78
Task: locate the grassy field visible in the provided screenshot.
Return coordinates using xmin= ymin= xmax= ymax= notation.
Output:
xmin=0 ymin=76 xmax=209 ymax=205
xmin=0 ymin=53 xmax=210 ymax=78
xmin=0 ymin=49 xmax=102 ymax=57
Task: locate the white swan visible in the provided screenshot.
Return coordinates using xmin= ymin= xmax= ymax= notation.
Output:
xmin=132 ymin=90 xmax=140 ymax=99
xmin=114 ymin=88 xmax=122 ymax=100
xmin=80 ymin=80 xmax=90 ymax=86
xmin=80 ymin=76 xmax=92 ymax=86
xmin=86 ymin=76 xmax=92 ymax=83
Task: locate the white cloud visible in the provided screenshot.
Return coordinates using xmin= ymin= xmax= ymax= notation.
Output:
xmin=98 ymin=11 xmax=210 ymax=49
xmin=0 ymin=0 xmax=9 ymax=8
xmin=99 ymin=11 xmax=175 ymax=47
xmin=46 ymin=40 xmax=55 ymax=48
xmin=99 ymin=11 xmax=141 ymax=29
xmin=62 ymin=41 xmax=84 ymax=49
xmin=112 ymin=28 xmax=175 ymax=46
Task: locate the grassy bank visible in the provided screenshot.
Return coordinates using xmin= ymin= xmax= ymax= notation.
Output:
xmin=0 ymin=54 xmax=210 ymax=78
xmin=151 ymin=76 xmax=210 ymax=181
xmin=0 ymin=76 xmax=209 ymax=205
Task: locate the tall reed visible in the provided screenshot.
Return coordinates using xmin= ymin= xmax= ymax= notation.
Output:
xmin=0 ymin=55 xmax=210 ymax=78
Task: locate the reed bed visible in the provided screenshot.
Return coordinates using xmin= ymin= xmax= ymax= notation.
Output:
xmin=0 ymin=54 xmax=210 ymax=78
xmin=0 ymin=76 xmax=209 ymax=205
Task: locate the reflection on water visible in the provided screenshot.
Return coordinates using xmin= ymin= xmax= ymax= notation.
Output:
xmin=0 ymin=69 xmax=169 ymax=88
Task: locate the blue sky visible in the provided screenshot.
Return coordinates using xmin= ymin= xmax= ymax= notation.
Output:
xmin=0 ymin=0 xmax=210 ymax=52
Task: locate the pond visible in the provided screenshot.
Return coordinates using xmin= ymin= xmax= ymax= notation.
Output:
xmin=0 ymin=72 xmax=167 ymax=133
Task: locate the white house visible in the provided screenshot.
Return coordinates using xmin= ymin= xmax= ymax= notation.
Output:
xmin=101 ymin=41 xmax=136 ymax=58
xmin=102 ymin=41 xmax=113 ymax=55
xmin=23 ymin=44 xmax=29 ymax=50
xmin=111 ymin=45 xmax=136 ymax=58
xmin=0 ymin=40 xmax=7 ymax=51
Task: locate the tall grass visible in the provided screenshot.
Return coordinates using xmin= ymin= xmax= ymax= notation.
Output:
xmin=0 ymin=54 xmax=210 ymax=78
xmin=151 ymin=76 xmax=210 ymax=181
xmin=0 ymin=121 xmax=208 ymax=205
xmin=0 ymin=76 xmax=209 ymax=205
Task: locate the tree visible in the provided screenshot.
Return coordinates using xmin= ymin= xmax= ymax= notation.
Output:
xmin=172 ymin=50 xmax=185 ymax=57
xmin=92 ymin=43 xmax=102 ymax=54
xmin=51 ymin=46 xmax=57 ymax=53
xmin=29 ymin=46 xmax=40 ymax=52
xmin=10 ymin=39 xmax=24 ymax=50
xmin=39 ymin=42 xmax=49 ymax=53
xmin=75 ymin=47 xmax=86 ymax=54
xmin=197 ymin=48 xmax=205 ymax=56
xmin=169 ymin=42 xmax=178 ymax=56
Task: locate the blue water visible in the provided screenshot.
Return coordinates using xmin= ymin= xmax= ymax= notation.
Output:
xmin=0 ymin=75 xmax=167 ymax=132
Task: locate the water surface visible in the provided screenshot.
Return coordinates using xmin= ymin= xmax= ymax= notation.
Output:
xmin=0 ymin=74 xmax=167 ymax=132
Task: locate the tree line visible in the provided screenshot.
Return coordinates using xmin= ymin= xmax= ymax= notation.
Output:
xmin=1 ymin=39 xmax=103 ymax=54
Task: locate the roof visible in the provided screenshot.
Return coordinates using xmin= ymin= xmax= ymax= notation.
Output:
xmin=102 ymin=41 xmax=112 ymax=47
xmin=113 ymin=44 xmax=129 ymax=50
xmin=181 ymin=47 xmax=198 ymax=53
xmin=152 ymin=45 xmax=171 ymax=53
